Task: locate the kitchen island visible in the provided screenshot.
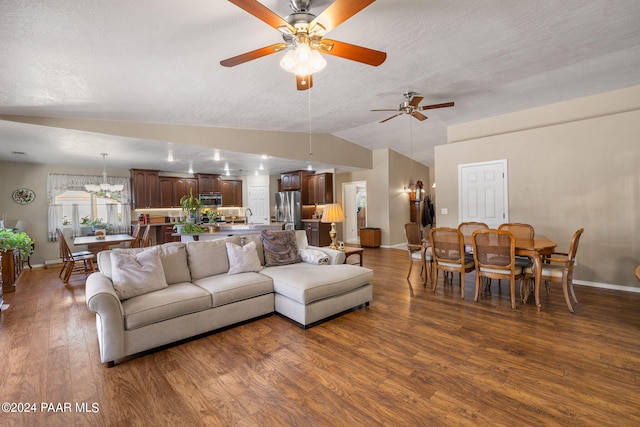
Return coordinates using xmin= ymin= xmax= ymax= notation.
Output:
xmin=175 ymin=223 xmax=285 ymax=241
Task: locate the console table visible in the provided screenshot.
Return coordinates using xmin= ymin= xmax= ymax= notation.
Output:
xmin=1 ymin=248 xmax=22 ymax=294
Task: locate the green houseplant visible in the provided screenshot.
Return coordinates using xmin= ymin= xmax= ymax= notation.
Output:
xmin=0 ymin=229 xmax=34 ymax=259
xmin=179 ymin=188 xmax=203 ymax=222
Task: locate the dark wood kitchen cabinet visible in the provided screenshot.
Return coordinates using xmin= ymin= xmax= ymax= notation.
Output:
xmin=197 ymin=173 xmax=221 ymax=194
xmin=221 ymin=180 xmax=242 ymax=207
xmin=308 ymin=173 xmax=333 ymax=205
xmin=157 ymin=177 xmax=197 ymax=208
xmin=303 ymin=220 xmax=331 ymax=247
xmin=131 ymin=169 xmax=160 ymax=209
xmin=281 ymin=170 xmax=313 ymax=192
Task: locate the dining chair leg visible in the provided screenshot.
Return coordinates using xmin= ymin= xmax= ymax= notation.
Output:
xmin=474 ymin=273 xmax=481 ymax=302
xmin=561 ymin=271 xmax=575 ymax=313
xmin=568 ymin=272 xmax=578 ymax=304
xmin=431 ymin=267 xmax=439 ymax=292
xmin=406 ymin=252 xmax=414 ymax=280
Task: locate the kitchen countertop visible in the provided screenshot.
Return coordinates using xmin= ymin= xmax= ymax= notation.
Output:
xmin=173 ymin=223 xmax=286 ymax=240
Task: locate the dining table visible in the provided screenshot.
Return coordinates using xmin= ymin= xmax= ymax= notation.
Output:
xmin=463 ymin=235 xmax=557 ymax=310
xmin=73 ymin=234 xmax=136 ymax=255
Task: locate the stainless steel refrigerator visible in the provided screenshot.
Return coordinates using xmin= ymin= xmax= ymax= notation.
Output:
xmin=275 ymin=191 xmax=302 ymax=230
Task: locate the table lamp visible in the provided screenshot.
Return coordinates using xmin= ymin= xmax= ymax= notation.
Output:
xmin=321 ymin=203 xmax=345 ymax=250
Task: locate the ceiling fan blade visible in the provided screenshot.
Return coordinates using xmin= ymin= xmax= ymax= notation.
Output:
xmin=370 ymin=109 xmax=399 ymax=112
xmin=296 ymin=74 xmax=313 ymax=91
xmin=309 ymin=0 xmax=375 ymax=34
xmin=409 ymin=96 xmax=424 ymax=108
xmin=227 ymin=0 xmax=295 ymax=33
xmin=220 ymin=43 xmax=288 ymax=67
xmin=419 ymin=101 xmax=455 ymax=111
xmin=411 ymin=112 xmax=428 ymax=121
xmin=379 ymin=114 xmax=399 ymax=123
xmin=319 ymin=39 xmax=386 ymax=66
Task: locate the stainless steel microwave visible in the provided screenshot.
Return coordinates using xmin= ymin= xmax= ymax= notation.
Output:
xmin=199 ymin=193 xmax=222 ymax=207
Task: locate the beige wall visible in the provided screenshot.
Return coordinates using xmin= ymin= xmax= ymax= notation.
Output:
xmin=336 ymin=148 xmax=431 ymax=247
xmin=0 ymin=161 xmax=130 ymax=266
xmin=435 ymin=85 xmax=640 ymax=288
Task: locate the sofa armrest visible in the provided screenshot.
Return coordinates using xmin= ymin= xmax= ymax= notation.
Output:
xmin=307 ymin=245 xmax=346 ymax=265
xmin=85 ymin=272 xmax=126 ymax=364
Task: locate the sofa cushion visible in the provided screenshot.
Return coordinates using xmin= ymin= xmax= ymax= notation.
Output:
xmin=157 ymin=242 xmax=191 ymax=285
xmin=192 ymin=273 xmax=274 ymax=308
xmin=186 ymin=236 xmax=241 ymax=279
xmin=121 ymin=282 xmax=212 ymax=330
xmin=110 ymin=247 xmax=168 ymax=300
xmin=241 ymin=233 xmax=266 ymax=266
xmin=261 ymin=263 xmax=373 ymax=304
xmin=295 ymin=229 xmax=309 ymax=251
xmin=226 ymin=241 xmax=263 ymax=274
xmin=261 ymin=229 xmax=302 ymax=266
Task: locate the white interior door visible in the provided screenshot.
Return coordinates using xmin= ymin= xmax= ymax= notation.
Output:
xmin=248 ymin=186 xmax=269 ymax=224
xmin=342 ymin=181 xmax=366 ymax=244
xmin=458 ymin=160 xmax=508 ymax=228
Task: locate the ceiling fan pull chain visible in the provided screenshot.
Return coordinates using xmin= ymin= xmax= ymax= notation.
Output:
xmin=308 ymin=84 xmax=313 ymax=156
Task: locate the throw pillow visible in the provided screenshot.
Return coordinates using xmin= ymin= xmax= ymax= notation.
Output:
xmin=261 ymin=229 xmax=302 ymax=266
xmin=225 ymin=241 xmax=263 ymax=275
xmin=300 ymin=248 xmax=329 ymax=265
xmin=110 ymin=247 xmax=168 ymax=300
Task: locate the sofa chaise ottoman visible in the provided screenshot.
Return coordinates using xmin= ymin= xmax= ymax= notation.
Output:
xmin=85 ymin=230 xmax=373 ymax=365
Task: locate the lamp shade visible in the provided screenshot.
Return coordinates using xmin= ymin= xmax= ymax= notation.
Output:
xmin=321 ymin=204 xmax=345 ymax=223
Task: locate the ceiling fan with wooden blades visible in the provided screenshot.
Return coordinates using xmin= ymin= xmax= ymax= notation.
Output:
xmin=220 ymin=0 xmax=387 ymax=90
xmin=371 ymin=92 xmax=455 ymax=123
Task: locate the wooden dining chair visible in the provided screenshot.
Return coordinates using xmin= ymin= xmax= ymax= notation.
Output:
xmin=56 ymin=228 xmax=96 ymax=285
xmin=404 ymin=222 xmax=432 ymax=285
xmin=458 ymin=222 xmax=488 ymax=255
xmin=141 ymin=224 xmax=152 ymax=247
xmin=429 ymin=227 xmax=474 ymax=298
xmin=129 ymin=223 xmax=142 ymax=248
xmin=498 ymin=223 xmax=536 ymax=268
xmin=472 ymin=229 xmax=523 ymax=309
xmin=523 ymin=228 xmax=584 ymax=313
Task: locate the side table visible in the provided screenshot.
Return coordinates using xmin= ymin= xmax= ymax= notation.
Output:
xmin=342 ymin=246 xmax=364 ymax=266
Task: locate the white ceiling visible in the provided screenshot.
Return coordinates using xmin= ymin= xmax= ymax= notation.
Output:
xmin=1 ymin=0 xmax=639 ymax=175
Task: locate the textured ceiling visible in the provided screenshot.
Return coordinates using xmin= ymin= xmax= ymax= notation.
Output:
xmin=1 ymin=0 xmax=639 ymax=175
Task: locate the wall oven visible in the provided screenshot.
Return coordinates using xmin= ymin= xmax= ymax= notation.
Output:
xmin=199 ymin=193 xmax=222 ymax=207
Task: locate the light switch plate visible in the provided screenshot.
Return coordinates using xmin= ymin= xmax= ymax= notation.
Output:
xmin=441 ymin=208 xmax=448 ymax=215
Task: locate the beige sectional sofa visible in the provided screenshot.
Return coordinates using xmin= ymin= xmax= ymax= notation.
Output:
xmin=85 ymin=230 xmax=373 ymax=366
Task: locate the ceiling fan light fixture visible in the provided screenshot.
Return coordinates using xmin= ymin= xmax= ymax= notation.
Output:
xmin=280 ymin=43 xmax=326 ymax=76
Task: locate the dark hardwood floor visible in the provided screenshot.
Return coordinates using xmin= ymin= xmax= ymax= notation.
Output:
xmin=1 ymin=248 xmax=639 ymax=426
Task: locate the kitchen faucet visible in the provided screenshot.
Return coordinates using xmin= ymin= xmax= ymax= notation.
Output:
xmin=244 ymin=208 xmax=253 ymax=225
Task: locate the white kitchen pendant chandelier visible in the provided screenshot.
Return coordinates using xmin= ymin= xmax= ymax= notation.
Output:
xmin=85 ymin=153 xmax=124 ymax=195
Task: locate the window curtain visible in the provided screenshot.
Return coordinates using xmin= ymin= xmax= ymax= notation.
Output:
xmin=47 ymin=174 xmax=131 ymax=241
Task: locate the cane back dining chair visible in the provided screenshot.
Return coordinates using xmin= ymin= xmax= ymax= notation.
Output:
xmin=430 ymin=227 xmax=474 ymax=298
xmin=458 ymin=222 xmax=489 ymax=255
xmin=404 ymin=222 xmax=432 ymax=285
xmin=523 ymin=228 xmax=584 ymax=313
xmin=56 ymin=228 xmax=96 ymax=285
xmin=472 ymin=229 xmax=524 ymax=309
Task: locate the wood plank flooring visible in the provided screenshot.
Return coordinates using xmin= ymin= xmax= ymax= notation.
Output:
xmin=1 ymin=247 xmax=639 ymax=426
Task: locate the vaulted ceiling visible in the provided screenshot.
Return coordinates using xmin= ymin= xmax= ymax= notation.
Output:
xmin=1 ymin=0 xmax=639 ymax=175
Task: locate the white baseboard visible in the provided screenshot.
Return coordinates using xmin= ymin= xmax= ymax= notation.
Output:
xmin=574 ymin=280 xmax=640 ymax=294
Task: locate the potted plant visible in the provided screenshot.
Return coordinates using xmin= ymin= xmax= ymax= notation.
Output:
xmin=203 ymin=208 xmax=220 ymax=232
xmin=0 ymin=228 xmax=34 ymax=260
xmin=87 ymin=218 xmax=110 ymax=237
xmin=179 ymin=188 xmax=203 ymax=223
xmin=178 ymin=222 xmax=206 ymax=240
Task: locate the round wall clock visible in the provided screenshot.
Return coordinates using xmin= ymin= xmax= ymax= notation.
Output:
xmin=12 ymin=188 xmax=36 ymax=204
